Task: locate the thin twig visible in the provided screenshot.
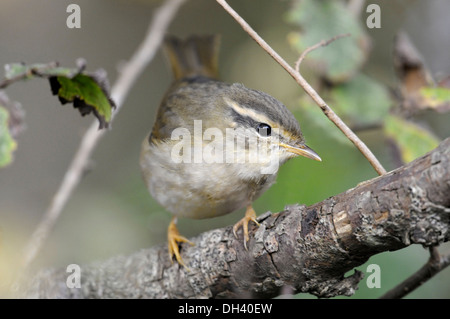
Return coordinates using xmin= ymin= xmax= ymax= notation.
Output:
xmin=294 ymin=33 xmax=351 ymax=73
xmin=216 ymin=0 xmax=387 ymax=176
xmin=0 ymin=62 xmax=60 ymax=89
xmin=380 ymin=247 xmax=450 ymax=299
xmin=19 ymin=0 xmax=186 ymax=273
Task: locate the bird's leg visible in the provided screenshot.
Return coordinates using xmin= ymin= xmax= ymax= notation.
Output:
xmin=167 ymin=216 xmax=194 ymax=269
xmin=233 ymin=204 xmax=260 ymax=250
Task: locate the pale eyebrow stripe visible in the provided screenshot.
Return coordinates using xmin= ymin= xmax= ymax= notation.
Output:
xmin=224 ymin=97 xmax=276 ymax=127
xmin=224 ymin=97 xmax=296 ymax=139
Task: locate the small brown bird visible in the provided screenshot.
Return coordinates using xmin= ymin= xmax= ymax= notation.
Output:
xmin=140 ymin=35 xmax=321 ymax=267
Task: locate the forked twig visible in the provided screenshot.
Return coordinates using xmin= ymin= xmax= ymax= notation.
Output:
xmin=294 ymin=33 xmax=351 ymax=73
xmin=216 ymin=0 xmax=387 ymax=176
xmin=18 ymin=0 xmax=186 ymax=274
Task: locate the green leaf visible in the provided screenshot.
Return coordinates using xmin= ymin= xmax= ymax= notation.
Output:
xmin=420 ymin=87 xmax=450 ymax=107
xmin=0 ymin=91 xmax=24 ymax=168
xmin=50 ymin=73 xmax=113 ymax=129
xmin=384 ymin=114 xmax=440 ymax=163
xmin=330 ymin=74 xmax=392 ymax=127
xmin=2 ymin=60 xmax=115 ymax=128
xmin=286 ymin=0 xmax=368 ymax=83
xmin=0 ymin=105 xmax=17 ymax=168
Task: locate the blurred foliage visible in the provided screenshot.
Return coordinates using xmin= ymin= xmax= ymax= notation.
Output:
xmin=420 ymin=86 xmax=450 ymax=109
xmin=0 ymin=90 xmax=23 ymax=168
xmin=393 ymin=31 xmax=450 ymax=115
xmin=329 ymin=74 xmax=391 ymax=127
xmin=286 ymin=0 xmax=368 ymax=83
xmin=0 ymin=102 xmax=16 ymax=167
xmin=384 ymin=114 xmax=439 ymax=163
xmin=286 ymin=0 xmax=445 ymax=170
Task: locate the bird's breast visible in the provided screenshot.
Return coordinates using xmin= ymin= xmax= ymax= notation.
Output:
xmin=140 ymin=136 xmax=278 ymax=219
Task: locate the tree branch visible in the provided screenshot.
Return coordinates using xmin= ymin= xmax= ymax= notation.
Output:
xmin=15 ymin=138 xmax=450 ymax=298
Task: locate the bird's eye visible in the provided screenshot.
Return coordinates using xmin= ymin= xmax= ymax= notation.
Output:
xmin=256 ymin=123 xmax=271 ymax=137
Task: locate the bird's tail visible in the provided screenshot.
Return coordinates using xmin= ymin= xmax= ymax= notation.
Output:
xmin=163 ymin=35 xmax=220 ymax=80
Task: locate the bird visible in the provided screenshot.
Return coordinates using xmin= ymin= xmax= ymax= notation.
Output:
xmin=140 ymin=35 xmax=321 ymax=268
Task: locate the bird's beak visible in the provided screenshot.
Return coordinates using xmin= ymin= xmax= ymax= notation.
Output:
xmin=279 ymin=143 xmax=322 ymax=161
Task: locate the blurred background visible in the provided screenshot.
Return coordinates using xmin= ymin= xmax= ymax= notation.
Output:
xmin=0 ymin=0 xmax=449 ymax=298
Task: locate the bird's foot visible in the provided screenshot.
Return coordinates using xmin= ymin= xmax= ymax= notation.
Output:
xmin=168 ymin=217 xmax=194 ymax=269
xmin=233 ymin=205 xmax=260 ymax=250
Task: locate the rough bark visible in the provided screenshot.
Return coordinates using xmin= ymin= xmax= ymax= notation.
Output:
xmin=15 ymin=138 xmax=450 ymax=298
